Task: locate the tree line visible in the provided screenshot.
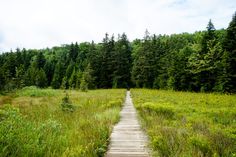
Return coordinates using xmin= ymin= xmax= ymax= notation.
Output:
xmin=0 ymin=12 xmax=235 ymax=93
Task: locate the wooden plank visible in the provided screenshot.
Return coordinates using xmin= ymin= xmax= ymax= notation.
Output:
xmin=105 ymin=91 xmax=151 ymax=156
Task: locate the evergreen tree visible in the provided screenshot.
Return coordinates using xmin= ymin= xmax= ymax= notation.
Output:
xmin=222 ymin=12 xmax=236 ymax=92
xmin=98 ymin=33 xmax=114 ymax=88
xmin=87 ymin=41 xmax=99 ymax=88
xmin=60 ymin=76 xmax=67 ymax=89
xmin=68 ymin=42 xmax=79 ymax=63
xmin=79 ymin=64 xmax=94 ymax=91
xmin=113 ymin=33 xmax=132 ymax=88
xmin=15 ymin=64 xmax=25 ymax=88
xmin=36 ymin=68 xmax=47 ymax=88
xmin=51 ymin=61 xmax=64 ymax=89
xmin=188 ymin=20 xmax=219 ymax=91
xmin=201 ymin=19 xmax=216 ymax=55
xmin=24 ymin=62 xmax=38 ymax=86
xmin=36 ymin=51 xmax=46 ymax=69
xmin=0 ymin=68 xmax=5 ymax=90
xmin=76 ymin=70 xmax=83 ymax=89
xmin=16 ymin=48 xmax=23 ymax=66
xmin=43 ymin=60 xmax=54 ymax=86
xmin=69 ymin=68 xmax=77 ymax=89
xmin=80 ymin=76 xmax=88 ymax=92
xmin=132 ymin=30 xmax=155 ymax=88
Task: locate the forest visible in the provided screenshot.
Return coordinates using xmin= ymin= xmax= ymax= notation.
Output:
xmin=0 ymin=12 xmax=235 ymax=93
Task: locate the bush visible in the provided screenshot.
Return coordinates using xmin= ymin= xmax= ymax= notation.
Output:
xmin=61 ymin=93 xmax=75 ymax=112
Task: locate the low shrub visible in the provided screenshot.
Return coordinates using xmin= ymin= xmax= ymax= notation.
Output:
xmin=60 ymin=93 xmax=75 ymax=112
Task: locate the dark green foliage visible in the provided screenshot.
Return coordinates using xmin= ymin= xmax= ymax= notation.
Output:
xmin=51 ymin=61 xmax=64 ymax=89
xmin=112 ymin=33 xmax=132 ymax=88
xmin=222 ymin=12 xmax=236 ymax=93
xmin=0 ymin=67 xmax=5 ymax=90
xmin=61 ymin=93 xmax=75 ymax=112
xmin=132 ymin=30 xmax=156 ymax=88
xmin=69 ymin=68 xmax=77 ymax=89
xmin=0 ymin=11 xmax=236 ymax=93
xmin=36 ymin=68 xmax=47 ymax=88
xmin=80 ymin=76 xmax=88 ymax=92
xmin=35 ymin=51 xmax=46 ymax=69
xmin=79 ymin=63 xmax=94 ymax=92
xmin=43 ymin=60 xmax=54 ymax=86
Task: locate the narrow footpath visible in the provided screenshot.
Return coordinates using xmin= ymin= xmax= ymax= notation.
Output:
xmin=106 ymin=91 xmax=150 ymax=157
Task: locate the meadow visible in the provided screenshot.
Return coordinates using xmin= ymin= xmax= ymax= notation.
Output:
xmin=131 ymin=89 xmax=236 ymax=157
xmin=0 ymin=86 xmax=126 ymax=157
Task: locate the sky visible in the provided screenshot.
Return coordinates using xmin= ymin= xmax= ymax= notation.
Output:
xmin=0 ymin=0 xmax=235 ymax=52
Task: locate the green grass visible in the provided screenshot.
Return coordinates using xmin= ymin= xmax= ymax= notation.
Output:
xmin=131 ymin=89 xmax=236 ymax=157
xmin=0 ymin=87 xmax=126 ymax=157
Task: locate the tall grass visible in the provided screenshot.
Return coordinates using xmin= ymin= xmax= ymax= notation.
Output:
xmin=131 ymin=89 xmax=236 ymax=157
xmin=0 ymin=87 xmax=126 ymax=157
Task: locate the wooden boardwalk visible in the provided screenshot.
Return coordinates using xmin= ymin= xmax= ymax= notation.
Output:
xmin=106 ymin=91 xmax=150 ymax=157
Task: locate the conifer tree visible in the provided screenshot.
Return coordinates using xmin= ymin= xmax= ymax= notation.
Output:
xmin=222 ymin=12 xmax=236 ymax=92
xmin=36 ymin=51 xmax=46 ymax=69
xmin=69 ymin=68 xmax=77 ymax=89
xmin=36 ymin=68 xmax=47 ymax=88
xmin=51 ymin=61 xmax=64 ymax=89
xmin=113 ymin=33 xmax=132 ymax=88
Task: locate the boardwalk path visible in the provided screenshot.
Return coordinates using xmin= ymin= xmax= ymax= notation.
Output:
xmin=106 ymin=91 xmax=150 ymax=157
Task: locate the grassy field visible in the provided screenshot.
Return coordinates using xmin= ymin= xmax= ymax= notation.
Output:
xmin=131 ymin=89 xmax=236 ymax=157
xmin=0 ymin=86 xmax=126 ymax=157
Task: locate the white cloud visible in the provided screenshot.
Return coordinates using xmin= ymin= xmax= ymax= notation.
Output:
xmin=0 ymin=0 xmax=235 ymax=52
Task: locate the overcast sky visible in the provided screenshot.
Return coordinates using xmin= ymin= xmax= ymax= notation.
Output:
xmin=0 ymin=0 xmax=235 ymax=52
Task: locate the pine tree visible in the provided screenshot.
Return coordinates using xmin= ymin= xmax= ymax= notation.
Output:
xmin=68 ymin=43 xmax=79 ymax=63
xmin=15 ymin=64 xmax=25 ymax=88
xmin=80 ymin=76 xmax=88 ymax=92
xmin=61 ymin=76 xmax=68 ymax=89
xmin=99 ymin=33 xmax=114 ymax=88
xmin=43 ymin=60 xmax=54 ymax=86
xmin=87 ymin=41 xmax=99 ymax=88
xmin=0 ymin=67 xmax=5 ymax=90
xmin=222 ymin=12 xmax=236 ymax=92
xmin=76 ymin=70 xmax=83 ymax=89
xmin=131 ymin=30 xmax=155 ymax=88
xmin=112 ymin=33 xmax=132 ymax=88
xmin=201 ymin=19 xmax=216 ymax=55
xmin=188 ymin=20 xmax=218 ymax=91
xmin=24 ymin=63 xmax=38 ymax=86
xmin=51 ymin=61 xmax=64 ymax=89
xmin=16 ymin=48 xmax=23 ymax=66
xmin=36 ymin=68 xmax=47 ymax=88
xmin=36 ymin=51 xmax=46 ymax=69
xmin=69 ymin=68 xmax=77 ymax=89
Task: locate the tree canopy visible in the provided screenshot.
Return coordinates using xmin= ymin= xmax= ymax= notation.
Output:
xmin=0 ymin=11 xmax=236 ymax=93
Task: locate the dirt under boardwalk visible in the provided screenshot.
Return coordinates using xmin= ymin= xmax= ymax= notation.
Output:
xmin=106 ymin=91 xmax=150 ymax=157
